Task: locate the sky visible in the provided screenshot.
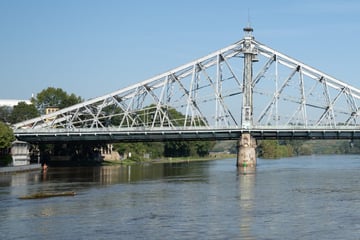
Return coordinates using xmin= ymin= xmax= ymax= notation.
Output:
xmin=1 ymin=0 xmax=360 ymax=101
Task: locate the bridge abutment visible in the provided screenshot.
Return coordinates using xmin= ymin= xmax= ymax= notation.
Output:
xmin=237 ymin=133 xmax=256 ymax=172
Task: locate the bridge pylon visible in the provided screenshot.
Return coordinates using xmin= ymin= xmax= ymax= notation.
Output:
xmin=238 ymin=27 xmax=257 ymax=170
xmin=237 ymin=133 xmax=257 ymax=170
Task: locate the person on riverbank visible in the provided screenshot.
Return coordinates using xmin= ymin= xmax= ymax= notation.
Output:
xmin=40 ymin=151 xmax=50 ymax=170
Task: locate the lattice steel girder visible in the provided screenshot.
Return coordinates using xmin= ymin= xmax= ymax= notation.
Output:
xmin=256 ymin=41 xmax=360 ymax=98
xmin=252 ymin=40 xmax=360 ymax=127
xmin=12 ymin=32 xmax=360 ymax=136
xmin=13 ymin=40 xmax=245 ymax=131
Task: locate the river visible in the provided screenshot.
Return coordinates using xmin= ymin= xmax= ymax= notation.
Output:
xmin=0 ymin=155 xmax=359 ymax=240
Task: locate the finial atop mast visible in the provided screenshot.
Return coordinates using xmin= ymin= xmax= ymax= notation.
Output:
xmin=243 ymin=26 xmax=254 ymax=34
xmin=243 ymin=9 xmax=253 ymax=35
xmin=243 ymin=26 xmax=254 ymax=40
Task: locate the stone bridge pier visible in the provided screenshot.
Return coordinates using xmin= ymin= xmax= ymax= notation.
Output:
xmin=237 ymin=133 xmax=257 ymax=172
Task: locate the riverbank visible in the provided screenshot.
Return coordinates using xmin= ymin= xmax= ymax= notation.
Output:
xmin=102 ymin=153 xmax=236 ymax=166
xmin=0 ymin=164 xmax=41 ymax=174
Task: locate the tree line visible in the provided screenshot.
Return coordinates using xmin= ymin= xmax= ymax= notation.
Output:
xmin=256 ymin=139 xmax=360 ymax=158
xmin=0 ymin=87 xmax=83 ymax=124
xmin=0 ymin=87 xmax=215 ymax=164
xmin=0 ymin=87 xmax=84 ymax=165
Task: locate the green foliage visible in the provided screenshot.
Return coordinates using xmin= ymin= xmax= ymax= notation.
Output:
xmin=305 ymin=140 xmax=357 ymax=155
xmin=164 ymin=141 xmax=191 ymax=157
xmin=62 ymin=93 xmax=83 ymax=107
xmin=145 ymin=142 xmax=164 ymax=158
xmin=114 ymin=142 xmax=164 ymax=160
xmin=282 ymin=140 xmax=313 ymax=156
xmin=0 ymin=121 xmax=15 ymax=149
xmin=102 ymin=105 xmax=123 ymax=126
xmin=258 ymin=140 xmax=293 ymax=159
xmin=342 ymin=140 xmax=360 ymax=154
xmin=112 ymin=106 xmax=213 ymax=160
xmin=32 ymin=87 xmax=82 ymax=114
xmin=0 ymin=106 xmax=12 ymax=123
xmin=298 ymin=144 xmax=312 ymax=155
xmin=98 ymin=103 xmax=203 ymax=128
xmin=0 ymin=155 xmax=12 ymax=166
xmin=0 ymin=121 xmax=15 ymax=166
xmin=1 ymin=87 xmax=82 ymax=125
xmin=256 ymin=139 xmax=360 ymax=159
xmin=228 ymin=141 xmax=238 ymax=154
xmin=113 ymin=140 xmax=214 ymax=160
xmin=9 ymin=102 xmax=39 ymax=124
xmin=193 ymin=141 xmax=216 ymax=157
xmin=164 ymin=140 xmax=214 ymax=158
xmin=134 ymin=104 xmax=206 ymax=128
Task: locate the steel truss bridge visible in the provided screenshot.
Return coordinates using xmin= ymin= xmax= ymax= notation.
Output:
xmin=12 ymin=28 xmax=360 ymax=143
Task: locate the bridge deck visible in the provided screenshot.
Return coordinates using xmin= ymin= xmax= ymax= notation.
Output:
xmin=14 ymin=127 xmax=360 ymax=143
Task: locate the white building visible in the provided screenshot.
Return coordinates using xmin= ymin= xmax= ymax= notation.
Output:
xmin=11 ymin=141 xmax=31 ymax=166
xmin=0 ymin=99 xmax=31 ymax=107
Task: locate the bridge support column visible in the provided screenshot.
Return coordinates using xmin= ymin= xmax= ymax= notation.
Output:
xmin=237 ymin=133 xmax=256 ymax=172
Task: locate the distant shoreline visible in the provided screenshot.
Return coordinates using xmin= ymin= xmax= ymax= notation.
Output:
xmin=103 ymin=154 xmax=236 ymax=166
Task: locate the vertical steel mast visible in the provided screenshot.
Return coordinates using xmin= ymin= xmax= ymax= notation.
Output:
xmin=241 ymin=27 xmax=257 ymax=128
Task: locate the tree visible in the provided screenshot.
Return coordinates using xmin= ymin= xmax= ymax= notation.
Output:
xmin=9 ymin=102 xmax=39 ymax=124
xmin=258 ymin=140 xmax=294 ymax=159
xmin=283 ymin=140 xmax=313 ymax=156
xmin=298 ymin=144 xmax=312 ymax=155
xmin=102 ymin=105 xmax=123 ymax=126
xmin=32 ymin=87 xmax=83 ymax=114
xmin=186 ymin=141 xmax=215 ymax=157
xmin=0 ymin=106 xmax=12 ymax=123
xmin=114 ymin=142 xmax=164 ymax=161
xmin=0 ymin=121 xmax=15 ymax=149
xmin=164 ymin=141 xmax=191 ymax=157
xmin=0 ymin=121 xmax=14 ymax=166
xmin=62 ymin=93 xmax=83 ymax=107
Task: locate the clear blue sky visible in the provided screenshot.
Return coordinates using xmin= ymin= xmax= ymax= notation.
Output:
xmin=1 ymin=0 xmax=359 ymax=100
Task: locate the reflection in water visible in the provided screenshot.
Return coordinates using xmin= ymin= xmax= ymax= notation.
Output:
xmin=10 ymin=174 xmax=29 ymax=187
xmin=237 ymin=165 xmax=256 ymax=175
xmin=39 ymin=207 xmax=55 ymax=217
xmin=36 ymin=165 xmax=164 ymax=185
xmin=41 ymin=169 xmax=47 ymax=181
xmin=31 ymin=162 xmax=200 ymax=187
xmin=237 ymin=171 xmax=256 ymax=240
xmin=0 ymin=156 xmax=359 ymax=240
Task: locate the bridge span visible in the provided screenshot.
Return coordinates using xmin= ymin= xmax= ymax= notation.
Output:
xmin=14 ymin=127 xmax=360 ymax=143
xmin=12 ymin=27 xmax=360 ymax=169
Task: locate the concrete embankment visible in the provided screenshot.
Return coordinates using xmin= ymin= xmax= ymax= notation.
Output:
xmin=0 ymin=164 xmax=41 ymax=174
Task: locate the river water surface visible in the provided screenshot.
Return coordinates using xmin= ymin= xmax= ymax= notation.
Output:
xmin=0 ymin=155 xmax=359 ymax=240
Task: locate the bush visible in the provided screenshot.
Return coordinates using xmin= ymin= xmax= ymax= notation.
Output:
xmin=0 ymin=121 xmax=15 ymax=149
xmin=258 ymin=140 xmax=294 ymax=159
xmin=0 ymin=155 xmax=12 ymax=166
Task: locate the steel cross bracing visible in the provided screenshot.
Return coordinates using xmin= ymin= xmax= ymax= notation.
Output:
xmin=13 ymin=31 xmax=360 ymax=142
